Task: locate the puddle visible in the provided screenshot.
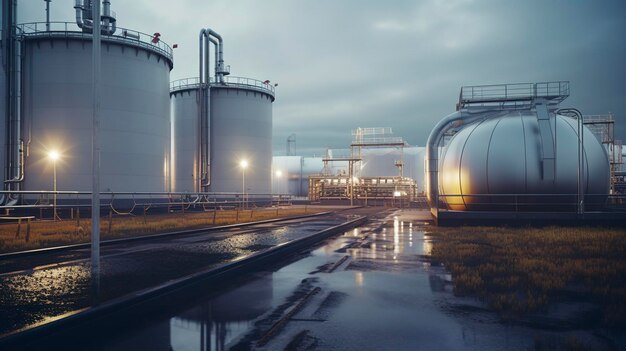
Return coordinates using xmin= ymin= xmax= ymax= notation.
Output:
xmin=8 ymin=209 xmax=620 ymax=350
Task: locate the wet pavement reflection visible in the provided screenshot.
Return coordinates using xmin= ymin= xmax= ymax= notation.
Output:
xmin=7 ymin=208 xmax=614 ymax=350
xmin=0 ymin=215 xmax=351 ymax=336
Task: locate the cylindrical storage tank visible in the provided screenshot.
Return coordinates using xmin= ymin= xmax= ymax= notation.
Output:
xmin=209 ymin=81 xmax=274 ymax=195
xmin=439 ymin=110 xmax=610 ymax=211
xmin=21 ymin=30 xmax=173 ymax=193
xmin=170 ymin=81 xmax=200 ymax=192
xmin=170 ymin=78 xmax=275 ymax=196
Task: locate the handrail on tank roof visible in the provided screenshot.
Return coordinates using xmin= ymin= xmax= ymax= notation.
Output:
xmin=457 ymin=81 xmax=569 ymax=110
xmin=170 ymin=76 xmax=276 ymax=98
xmin=16 ymin=21 xmax=173 ymax=64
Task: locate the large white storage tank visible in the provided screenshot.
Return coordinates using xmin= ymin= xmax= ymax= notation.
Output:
xmin=210 ymin=82 xmax=274 ymax=195
xmin=170 ymin=77 xmax=275 ymax=195
xmin=17 ymin=18 xmax=173 ymax=193
xmin=426 ymin=82 xmax=610 ymax=212
xmin=438 ymin=112 xmax=609 ymax=210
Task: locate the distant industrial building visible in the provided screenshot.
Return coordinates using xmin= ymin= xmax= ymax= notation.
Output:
xmin=273 ymin=128 xmax=424 ymax=205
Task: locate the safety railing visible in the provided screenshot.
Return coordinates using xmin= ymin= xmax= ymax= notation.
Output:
xmin=222 ymin=76 xmax=276 ymax=96
xmin=169 ymin=77 xmax=201 ymax=91
xmin=0 ymin=190 xmax=292 ymax=216
xmin=170 ymin=76 xmax=276 ymax=97
xmin=458 ymin=81 xmax=569 ymax=109
xmin=17 ymin=21 xmax=174 ymax=63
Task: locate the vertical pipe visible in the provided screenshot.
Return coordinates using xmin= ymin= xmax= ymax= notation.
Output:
xmin=91 ymin=0 xmax=101 ymax=283
xmin=14 ymin=36 xmax=21 ymax=186
xmin=571 ymin=109 xmax=585 ymax=215
xmin=205 ymin=29 xmax=224 ymax=83
xmin=557 ymin=108 xmax=585 ymax=215
xmin=241 ymin=166 xmax=246 ymax=208
xmin=3 ymin=0 xmax=26 ymax=204
xmin=202 ymin=35 xmax=210 ymax=191
xmin=204 ymin=37 xmax=219 ymax=190
xmin=209 ymin=37 xmax=218 ymax=82
xmin=197 ymin=31 xmax=218 ymax=192
xmin=577 ymin=114 xmax=581 ymax=214
xmin=53 ymin=159 xmax=57 ymax=220
xmin=45 ymin=0 xmax=51 ymax=31
xmin=101 ymin=0 xmax=116 ymax=35
xmin=197 ymin=30 xmax=205 ymax=192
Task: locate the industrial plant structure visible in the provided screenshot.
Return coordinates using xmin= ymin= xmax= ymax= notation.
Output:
xmin=0 ymin=0 xmax=275 ymax=208
xmin=1 ymin=1 xmax=623 ymax=222
xmin=305 ymin=128 xmax=419 ymax=205
xmin=426 ymin=81 xmax=618 ymax=222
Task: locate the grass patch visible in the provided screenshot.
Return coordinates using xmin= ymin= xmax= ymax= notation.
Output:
xmin=427 ymin=226 xmax=626 ymax=329
xmin=0 ymin=207 xmax=326 ymax=254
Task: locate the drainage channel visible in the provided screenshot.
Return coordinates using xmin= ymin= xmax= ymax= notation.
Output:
xmin=0 ymin=212 xmax=369 ymax=350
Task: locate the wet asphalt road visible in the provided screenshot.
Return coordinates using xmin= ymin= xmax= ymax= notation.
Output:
xmin=0 ymin=209 xmax=379 ymax=336
xmin=46 ymin=208 xmax=618 ymax=351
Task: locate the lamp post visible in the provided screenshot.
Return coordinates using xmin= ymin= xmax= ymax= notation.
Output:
xmin=48 ymin=150 xmax=60 ymax=221
xmin=240 ymin=159 xmax=248 ymax=209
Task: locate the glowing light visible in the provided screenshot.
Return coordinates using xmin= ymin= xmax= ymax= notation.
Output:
xmin=393 ymin=191 xmax=402 ymax=197
xmin=48 ymin=150 xmax=60 ymax=161
xmin=355 ymin=271 xmax=364 ymax=287
xmin=275 ymin=169 xmax=282 ymax=177
xmin=240 ymin=159 xmax=248 ymax=169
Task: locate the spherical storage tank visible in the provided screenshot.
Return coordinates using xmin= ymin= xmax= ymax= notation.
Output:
xmin=438 ymin=110 xmax=609 ymax=211
xmin=20 ymin=25 xmax=172 ymax=193
xmin=170 ymin=77 xmax=274 ymax=195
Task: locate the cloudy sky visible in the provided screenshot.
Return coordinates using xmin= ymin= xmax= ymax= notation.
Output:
xmin=20 ymin=0 xmax=626 ymax=156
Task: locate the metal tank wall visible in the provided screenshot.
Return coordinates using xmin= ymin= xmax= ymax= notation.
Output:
xmin=22 ymin=36 xmax=172 ymax=193
xmin=210 ymin=86 xmax=273 ymax=195
xmin=170 ymin=87 xmax=199 ymax=192
xmin=439 ymin=111 xmax=610 ymax=210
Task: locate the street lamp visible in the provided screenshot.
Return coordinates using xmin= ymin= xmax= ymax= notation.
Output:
xmin=48 ymin=150 xmax=60 ymax=221
xmin=240 ymin=159 xmax=248 ymax=209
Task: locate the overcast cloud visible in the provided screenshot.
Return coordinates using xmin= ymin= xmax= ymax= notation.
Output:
xmin=20 ymin=0 xmax=626 ymax=156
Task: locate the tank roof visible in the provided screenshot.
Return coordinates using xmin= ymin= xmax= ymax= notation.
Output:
xmin=18 ymin=21 xmax=173 ymax=68
xmin=169 ymin=76 xmax=276 ymax=101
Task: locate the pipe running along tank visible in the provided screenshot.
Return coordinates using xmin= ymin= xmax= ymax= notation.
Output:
xmin=170 ymin=28 xmax=275 ymax=196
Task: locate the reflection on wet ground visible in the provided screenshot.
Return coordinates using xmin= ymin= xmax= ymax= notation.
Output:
xmin=0 ymin=215 xmax=351 ymax=336
xmin=6 ymin=208 xmax=620 ymax=350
